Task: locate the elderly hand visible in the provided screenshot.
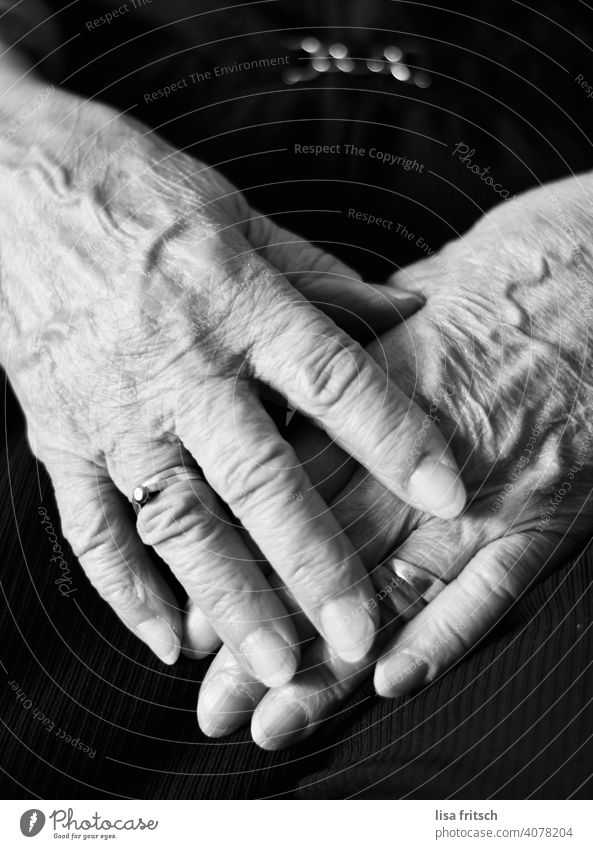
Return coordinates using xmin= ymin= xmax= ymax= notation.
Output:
xmin=194 ymin=173 xmax=593 ymax=746
xmin=0 ymin=70 xmax=466 ymax=687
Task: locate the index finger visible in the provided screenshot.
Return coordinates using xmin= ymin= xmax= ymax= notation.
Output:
xmin=247 ymin=281 xmax=466 ymax=520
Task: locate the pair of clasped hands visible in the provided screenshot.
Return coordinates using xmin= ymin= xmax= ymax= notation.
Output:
xmin=4 ymin=76 xmax=592 ymax=750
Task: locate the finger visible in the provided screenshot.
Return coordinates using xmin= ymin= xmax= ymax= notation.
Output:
xmin=250 ymin=631 xmax=379 ymax=751
xmin=241 ymin=526 xmax=547 ymax=749
xmin=50 ymin=459 xmax=182 ymax=665
xmin=247 ymin=212 xmax=423 ymax=337
xmin=198 ymin=642 xmax=267 ymax=738
xmin=386 ymin=253 xmax=440 ymax=297
xmin=300 ymin=278 xmax=423 ymax=340
xmin=197 ymin=572 xmax=314 ymax=738
xmin=248 ymin=530 xmax=543 ymax=749
xmin=180 ymin=384 xmax=380 ymax=664
xmin=369 ymin=509 xmax=478 ymax=623
xmin=181 ymin=601 xmax=221 ymax=659
xmin=130 ymin=461 xmax=301 ymax=688
xmin=374 ymin=532 xmax=553 ymax=697
xmin=243 ymin=263 xmax=466 ymax=519
xmin=328 ymin=466 xmax=417 ymax=569
xmin=194 ymin=469 xmax=413 ymax=741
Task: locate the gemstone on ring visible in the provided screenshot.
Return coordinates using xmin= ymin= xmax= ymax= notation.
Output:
xmin=133 ymin=485 xmax=150 ymax=506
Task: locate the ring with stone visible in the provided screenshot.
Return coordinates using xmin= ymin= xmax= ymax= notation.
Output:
xmin=131 ymin=466 xmax=205 ymax=515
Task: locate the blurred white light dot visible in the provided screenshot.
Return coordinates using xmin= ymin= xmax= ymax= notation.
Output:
xmin=283 ymin=69 xmax=301 ymax=84
xmin=312 ymin=57 xmax=331 ymax=72
xmin=367 ymin=59 xmax=384 ymax=72
xmin=391 ymin=63 xmax=411 ymax=81
xmin=301 ymin=37 xmax=320 ymax=53
xmin=414 ymin=71 xmax=432 ymax=88
xmin=336 ymin=57 xmax=355 ymax=72
xmin=329 ymin=43 xmax=348 ymax=59
xmin=384 ymin=46 xmax=403 ymax=62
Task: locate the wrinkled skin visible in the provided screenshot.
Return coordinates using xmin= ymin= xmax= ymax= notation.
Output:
xmin=0 ymin=81 xmax=468 ymax=687
xmin=195 ymin=174 xmax=593 ymax=748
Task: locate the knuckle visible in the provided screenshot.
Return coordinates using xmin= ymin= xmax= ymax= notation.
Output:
xmin=431 ymin=617 xmax=469 ymax=661
xmin=474 ymin=561 xmax=524 ymax=606
xmin=136 ymin=481 xmax=222 ymax=549
xmin=465 ymin=541 xmax=531 ymax=606
xmin=298 ymin=339 xmax=366 ymax=413
xmin=58 ymin=490 xmax=114 ymax=559
xmin=214 ymin=440 xmax=301 ymax=515
xmin=286 ymin=550 xmax=351 ymax=596
xmin=79 ymin=545 xmax=141 ymax=613
xmin=274 ymin=533 xmax=360 ymax=603
xmin=97 ymin=573 xmax=141 ymax=613
xmin=196 ymin=576 xmax=255 ymax=623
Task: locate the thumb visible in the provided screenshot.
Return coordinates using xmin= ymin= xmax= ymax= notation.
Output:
xmin=374 ymin=532 xmax=552 ymax=697
xmin=246 ymin=211 xmax=423 ymax=338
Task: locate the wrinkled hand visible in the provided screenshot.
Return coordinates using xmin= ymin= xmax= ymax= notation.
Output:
xmin=0 ymin=81 xmax=466 ymax=686
xmin=195 ymin=174 xmax=593 ymax=747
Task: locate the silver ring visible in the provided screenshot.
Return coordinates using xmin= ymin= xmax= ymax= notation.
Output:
xmin=388 ymin=557 xmax=448 ymax=604
xmin=375 ymin=555 xmax=448 ymax=621
xmin=131 ymin=466 xmax=205 ymax=514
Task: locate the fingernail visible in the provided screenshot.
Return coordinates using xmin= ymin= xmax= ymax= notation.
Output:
xmin=252 ymin=699 xmax=308 ymax=750
xmin=198 ymin=677 xmax=255 ymax=738
xmin=320 ymin=596 xmax=375 ymax=662
xmin=240 ymin=628 xmax=298 ymax=688
xmin=375 ymin=653 xmax=428 ymax=697
xmin=407 ymin=457 xmax=466 ymax=518
xmin=137 ymin=616 xmax=180 ymax=665
xmin=181 ymin=608 xmax=221 ymax=659
xmin=181 ymin=646 xmax=211 ymax=660
xmin=383 ymin=287 xmax=424 ymax=305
